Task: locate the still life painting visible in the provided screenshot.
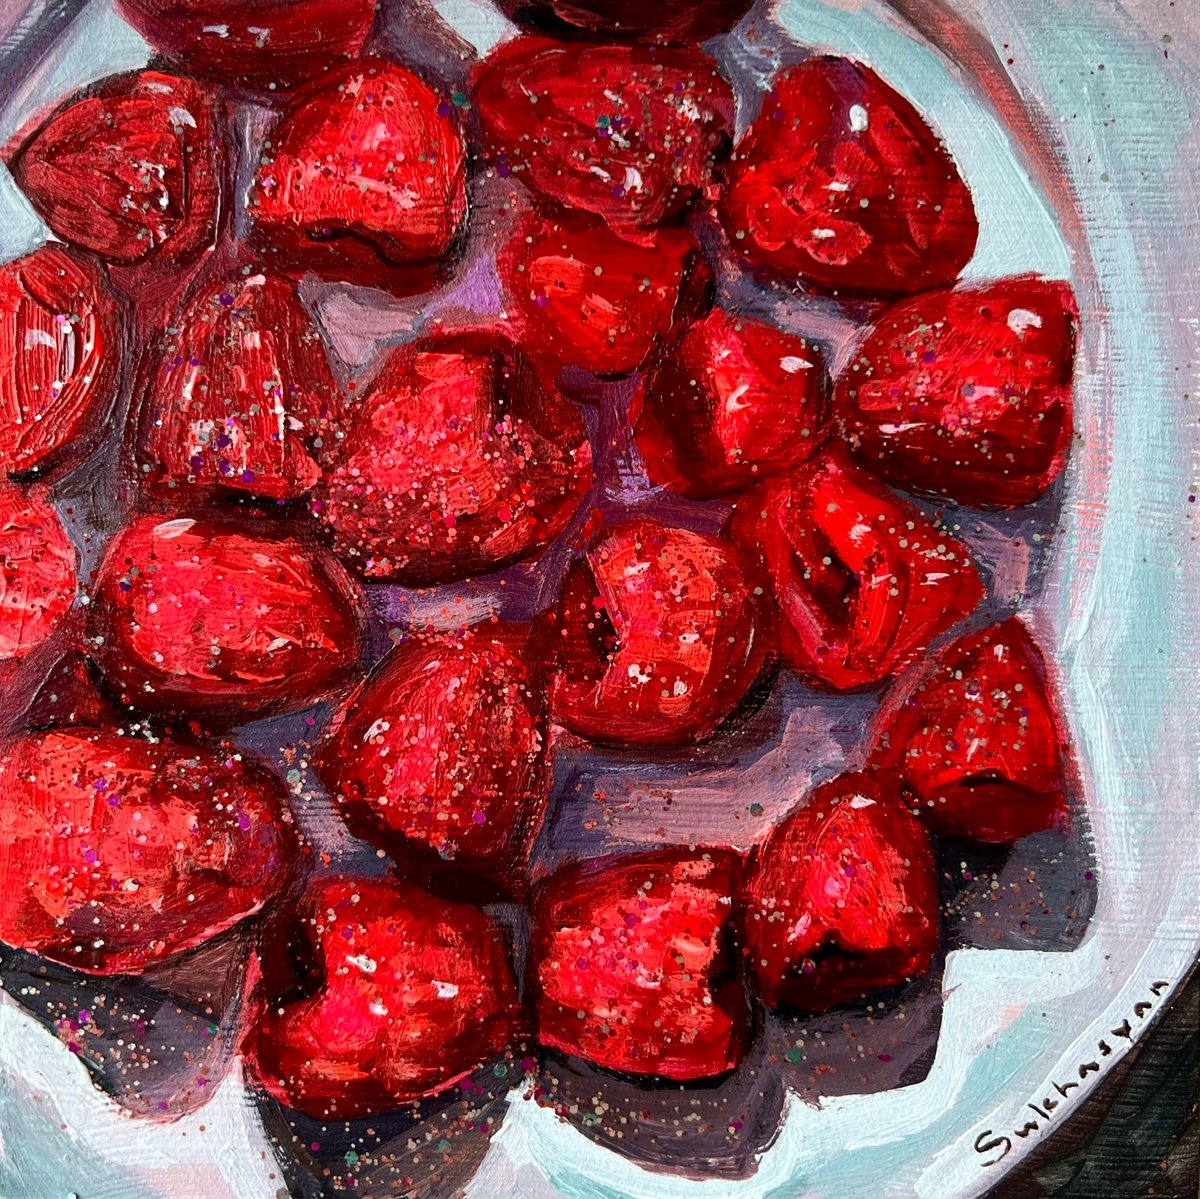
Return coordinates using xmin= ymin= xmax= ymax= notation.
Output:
xmin=0 ymin=0 xmax=1194 ymax=1197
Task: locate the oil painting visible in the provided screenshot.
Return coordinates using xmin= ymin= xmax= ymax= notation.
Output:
xmin=0 ymin=1 xmax=1195 ymax=1197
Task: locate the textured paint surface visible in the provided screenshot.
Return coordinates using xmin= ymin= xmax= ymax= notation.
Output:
xmin=0 ymin=2 xmax=1193 ymax=1199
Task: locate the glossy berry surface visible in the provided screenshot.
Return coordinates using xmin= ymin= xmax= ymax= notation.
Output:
xmin=0 ymin=487 xmax=76 ymax=661
xmin=731 ymin=446 xmax=983 ymax=689
xmin=632 ymin=306 xmax=829 ymax=498
xmin=835 ymin=276 xmax=1078 ymax=507
xmin=475 ymin=38 xmax=734 ymax=231
xmin=719 ymin=56 xmax=978 ymax=296
xmin=314 ymin=333 xmax=590 ymax=585
xmin=136 ymin=269 xmax=340 ymax=501
xmin=870 ymin=617 xmax=1068 ymax=843
xmin=12 ymin=70 xmax=221 ymax=266
xmin=246 ymin=874 xmax=522 ymax=1119
xmin=531 ymin=848 xmax=748 ymax=1080
xmin=89 ymin=514 xmax=362 ymax=719
xmin=0 ymin=725 xmax=295 ymax=973
xmin=546 ymin=518 xmax=769 ymax=746
xmin=500 ymin=210 xmax=710 ymax=381
xmin=251 ymin=63 xmax=466 ymax=281
xmin=317 ymin=623 xmax=551 ymax=885
xmin=0 ymin=247 xmax=117 ymax=479
xmin=742 ymin=771 xmax=939 ymax=1012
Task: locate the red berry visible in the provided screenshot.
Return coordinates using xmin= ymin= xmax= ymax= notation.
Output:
xmin=531 ymin=848 xmax=748 ymax=1080
xmin=0 ymin=725 xmax=295 ymax=973
xmin=719 ymin=57 xmax=978 ymax=296
xmin=250 ymin=63 xmax=467 ymax=283
xmin=0 ymin=247 xmax=118 ymax=479
xmin=500 ymin=210 xmax=710 ymax=381
xmin=730 ymin=446 xmax=983 ymax=689
xmin=495 ymin=1 xmax=752 ymax=44
xmin=742 ymin=771 xmax=939 ymax=1012
xmin=113 ymin=0 xmax=378 ymax=91
xmin=869 ymin=617 xmax=1067 ymax=843
xmin=474 ymin=38 xmax=733 ymax=231
xmin=0 ymin=487 xmax=76 ymax=661
xmin=546 ymin=518 xmax=769 ymax=746
xmin=89 ymin=514 xmax=362 ymax=719
xmin=836 ymin=276 xmax=1078 ymax=507
xmin=314 ymin=333 xmax=590 ymax=585
xmin=246 ymin=874 xmax=522 ymax=1118
xmin=317 ymin=623 xmax=551 ymax=888
xmin=632 ymin=307 xmax=829 ymax=498
xmin=11 ymin=71 xmax=221 ymax=266
xmin=135 ymin=269 xmax=340 ymax=501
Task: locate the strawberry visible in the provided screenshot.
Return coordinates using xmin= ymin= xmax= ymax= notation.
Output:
xmin=869 ymin=617 xmax=1068 ymax=843
xmin=317 ymin=623 xmax=551 ymax=891
xmin=11 ymin=71 xmax=221 ymax=266
xmin=246 ymin=874 xmax=522 ymax=1119
xmin=730 ymin=445 xmax=983 ymax=689
xmin=835 ymin=276 xmax=1078 ymax=507
xmin=474 ymin=38 xmax=733 ymax=231
xmin=136 ymin=269 xmax=340 ymax=502
xmin=250 ymin=62 xmax=467 ymax=284
xmin=531 ymin=848 xmax=748 ymax=1080
xmin=0 ymin=247 xmax=117 ymax=480
xmin=113 ymin=0 xmax=378 ymax=92
xmin=742 ymin=771 xmax=939 ymax=1011
xmin=0 ymin=486 xmax=76 ymax=661
xmin=0 ymin=725 xmax=295 ymax=973
xmin=500 ymin=209 xmax=710 ymax=381
xmin=89 ymin=513 xmax=362 ymax=720
xmin=313 ymin=332 xmax=590 ymax=585
xmin=632 ymin=306 xmax=829 ymax=498
xmin=719 ymin=56 xmax=978 ymax=296
xmin=544 ymin=518 xmax=769 ymax=746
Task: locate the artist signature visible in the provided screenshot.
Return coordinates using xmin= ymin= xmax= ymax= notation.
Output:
xmin=973 ymin=978 xmax=1173 ymax=1167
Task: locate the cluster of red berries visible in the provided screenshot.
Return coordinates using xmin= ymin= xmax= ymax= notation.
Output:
xmin=0 ymin=0 xmax=1079 ymax=1125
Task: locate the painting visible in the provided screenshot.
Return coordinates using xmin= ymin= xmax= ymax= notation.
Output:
xmin=0 ymin=1 xmax=1195 ymax=1198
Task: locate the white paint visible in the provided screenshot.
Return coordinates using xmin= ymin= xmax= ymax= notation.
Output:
xmin=1007 ymin=307 xmax=1044 ymax=335
xmin=153 ymin=518 xmax=196 ymax=539
xmin=849 ymin=103 xmax=870 ymax=131
xmin=780 ymin=355 xmax=814 ymax=373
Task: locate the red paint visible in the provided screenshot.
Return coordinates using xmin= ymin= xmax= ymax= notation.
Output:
xmin=113 ymin=0 xmax=378 ymax=92
xmin=11 ymin=71 xmax=221 ymax=267
xmin=89 ymin=514 xmax=362 ymax=719
xmin=531 ymin=848 xmax=748 ymax=1080
xmin=474 ymin=38 xmax=733 ymax=231
xmin=544 ymin=518 xmax=769 ymax=746
xmin=0 ymin=725 xmax=295 ymax=973
xmin=870 ymin=617 xmax=1067 ymax=843
xmin=730 ymin=446 xmax=983 ymax=689
xmin=500 ymin=210 xmax=710 ymax=380
xmin=0 ymin=487 xmax=76 ymax=661
xmin=495 ymin=0 xmax=753 ymax=43
xmin=719 ymin=57 xmax=978 ymax=296
xmin=632 ymin=306 xmax=829 ymax=498
xmin=0 ymin=247 xmax=117 ymax=480
xmin=250 ymin=63 xmax=466 ymax=283
xmin=136 ymin=269 xmax=340 ymax=501
xmin=742 ymin=771 xmax=939 ymax=1012
xmin=314 ymin=333 xmax=590 ymax=585
xmin=318 ymin=623 xmax=550 ymax=890
xmin=246 ymin=875 xmax=522 ymax=1118
xmin=836 ymin=276 xmax=1078 ymax=507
